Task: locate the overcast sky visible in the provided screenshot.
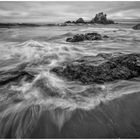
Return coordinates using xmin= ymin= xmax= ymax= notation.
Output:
xmin=0 ymin=1 xmax=140 ymax=23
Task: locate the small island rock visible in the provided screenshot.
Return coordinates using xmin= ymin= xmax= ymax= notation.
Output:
xmin=133 ymin=24 xmax=140 ymax=30
xmin=90 ymin=12 xmax=114 ymax=24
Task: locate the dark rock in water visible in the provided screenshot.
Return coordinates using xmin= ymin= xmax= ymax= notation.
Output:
xmin=66 ymin=34 xmax=85 ymax=42
xmin=0 ymin=71 xmax=34 ymax=86
xmin=90 ymin=12 xmax=114 ymax=24
xmin=66 ymin=32 xmax=104 ymax=42
xmin=65 ymin=21 xmax=72 ymax=24
xmin=85 ymin=33 xmax=102 ymax=40
xmin=76 ymin=18 xmax=85 ymax=23
xmin=0 ymin=68 xmax=35 ymax=86
xmin=103 ymin=35 xmax=109 ymax=38
xmin=51 ymin=53 xmax=140 ymax=84
xmin=133 ymin=24 xmax=140 ymax=30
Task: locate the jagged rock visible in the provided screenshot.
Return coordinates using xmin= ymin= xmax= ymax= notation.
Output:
xmin=66 ymin=32 xmax=106 ymax=42
xmin=76 ymin=18 xmax=85 ymax=23
xmin=64 ymin=12 xmax=114 ymax=25
xmin=133 ymin=24 xmax=140 ymax=30
xmin=51 ymin=53 xmax=140 ymax=84
xmin=90 ymin=12 xmax=114 ymax=24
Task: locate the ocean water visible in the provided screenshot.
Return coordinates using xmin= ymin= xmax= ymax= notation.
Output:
xmin=0 ymin=24 xmax=140 ymax=138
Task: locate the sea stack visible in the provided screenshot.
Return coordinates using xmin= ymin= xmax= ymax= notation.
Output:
xmin=90 ymin=12 xmax=114 ymax=24
xmin=76 ymin=18 xmax=85 ymax=23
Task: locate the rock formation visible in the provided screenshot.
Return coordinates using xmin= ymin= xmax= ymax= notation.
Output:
xmin=90 ymin=12 xmax=114 ymax=24
xmin=66 ymin=32 xmax=108 ymax=42
xmin=51 ymin=53 xmax=140 ymax=84
xmin=76 ymin=18 xmax=85 ymax=23
xmin=133 ymin=24 xmax=140 ymax=30
xmin=64 ymin=12 xmax=114 ymax=25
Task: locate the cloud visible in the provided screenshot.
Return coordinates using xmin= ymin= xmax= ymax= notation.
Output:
xmin=0 ymin=1 xmax=139 ymax=23
xmin=109 ymin=9 xmax=140 ymax=20
xmin=0 ymin=9 xmax=28 ymax=17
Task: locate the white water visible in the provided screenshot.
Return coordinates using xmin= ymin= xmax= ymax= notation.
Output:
xmin=0 ymin=24 xmax=140 ymax=137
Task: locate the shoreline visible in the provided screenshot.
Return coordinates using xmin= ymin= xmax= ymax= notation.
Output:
xmin=20 ymin=91 xmax=140 ymax=138
xmin=29 ymin=91 xmax=140 ymax=138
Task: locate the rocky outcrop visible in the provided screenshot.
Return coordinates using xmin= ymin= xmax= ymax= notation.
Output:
xmin=66 ymin=32 xmax=108 ymax=42
xmin=51 ymin=53 xmax=140 ymax=84
xmin=133 ymin=24 xmax=140 ymax=30
xmin=76 ymin=18 xmax=85 ymax=23
xmin=64 ymin=12 xmax=114 ymax=25
xmin=90 ymin=12 xmax=114 ymax=24
xmin=65 ymin=18 xmax=85 ymax=24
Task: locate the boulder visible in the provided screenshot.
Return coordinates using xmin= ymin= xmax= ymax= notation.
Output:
xmin=66 ymin=32 xmax=105 ymax=42
xmin=133 ymin=24 xmax=140 ymax=30
xmin=51 ymin=53 xmax=140 ymax=84
xmin=66 ymin=34 xmax=85 ymax=42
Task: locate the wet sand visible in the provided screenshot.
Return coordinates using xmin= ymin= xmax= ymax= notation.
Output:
xmin=27 ymin=91 xmax=140 ymax=138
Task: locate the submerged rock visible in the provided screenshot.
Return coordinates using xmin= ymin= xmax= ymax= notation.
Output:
xmin=66 ymin=32 xmax=107 ymax=42
xmin=133 ymin=24 xmax=140 ymax=30
xmin=0 ymin=63 xmax=35 ymax=86
xmin=51 ymin=53 xmax=140 ymax=84
xmin=0 ymin=70 xmax=35 ymax=86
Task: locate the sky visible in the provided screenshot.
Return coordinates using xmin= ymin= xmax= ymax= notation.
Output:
xmin=0 ymin=1 xmax=140 ymax=23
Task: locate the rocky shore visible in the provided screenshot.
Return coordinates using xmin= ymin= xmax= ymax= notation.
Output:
xmin=51 ymin=53 xmax=140 ymax=84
